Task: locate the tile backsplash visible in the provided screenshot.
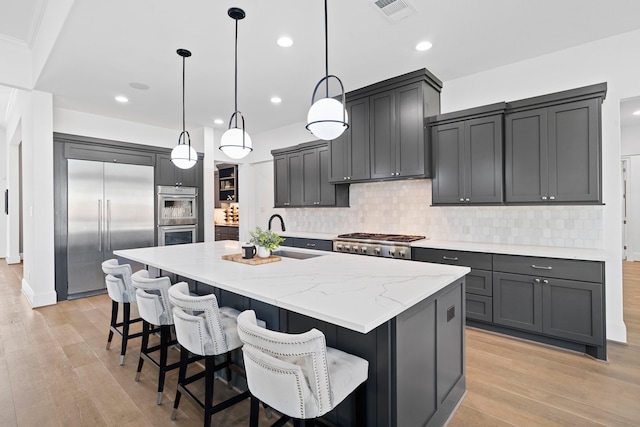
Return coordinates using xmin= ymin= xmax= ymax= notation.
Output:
xmin=285 ymin=180 xmax=603 ymax=249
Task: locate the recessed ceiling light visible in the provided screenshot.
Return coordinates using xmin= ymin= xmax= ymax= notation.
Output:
xmin=277 ymin=36 xmax=293 ymax=47
xmin=115 ymin=95 xmax=128 ymax=103
xmin=129 ymin=82 xmax=150 ymax=90
xmin=415 ymin=41 xmax=433 ymax=51
xmin=633 ymin=110 xmax=640 ymax=116
xmin=214 ymin=119 xmax=224 ymax=125
xmin=271 ymin=96 xmax=282 ymax=104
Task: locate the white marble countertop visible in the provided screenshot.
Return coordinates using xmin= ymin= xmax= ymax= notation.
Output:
xmin=411 ymin=239 xmax=608 ymax=261
xmin=115 ymin=241 xmax=469 ymax=334
xmin=279 ymin=231 xmax=608 ymax=262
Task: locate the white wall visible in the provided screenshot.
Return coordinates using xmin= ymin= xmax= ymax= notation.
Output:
xmin=53 ymin=108 xmax=197 ymax=151
xmin=621 ymin=122 xmax=640 ymax=156
xmin=624 ymin=155 xmax=640 ymax=261
xmin=0 ymin=127 xmax=6 ymax=258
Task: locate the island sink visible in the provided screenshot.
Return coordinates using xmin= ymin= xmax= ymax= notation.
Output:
xmin=272 ymin=249 xmax=323 ymax=260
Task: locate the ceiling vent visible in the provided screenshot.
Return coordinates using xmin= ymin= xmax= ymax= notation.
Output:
xmin=372 ymin=0 xmax=417 ymax=22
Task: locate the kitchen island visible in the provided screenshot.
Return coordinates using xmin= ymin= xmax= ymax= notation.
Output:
xmin=115 ymin=241 xmax=470 ymax=426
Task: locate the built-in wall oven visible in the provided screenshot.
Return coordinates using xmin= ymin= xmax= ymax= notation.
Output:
xmin=157 ymin=185 xmax=198 ymax=245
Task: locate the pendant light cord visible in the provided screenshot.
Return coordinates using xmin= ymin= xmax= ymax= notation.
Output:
xmin=324 ymin=0 xmax=329 ymax=98
xmin=234 ymin=17 xmax=239 ymax=128
xmin=182 ymin=55 xmax=186 ymax=134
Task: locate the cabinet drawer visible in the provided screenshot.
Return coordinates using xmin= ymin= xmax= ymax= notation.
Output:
xmin=493 ymin=254 xmax=602 ymax=282
xmin=466 ymin=294 xmax=492 ymax=323
xmin=293 ymin=238 xmax=333 ymax=252
xmin=467 ymin=269 xmax=492 ymax=296
xmin=413 ymin=248 xmax=492 ymax=270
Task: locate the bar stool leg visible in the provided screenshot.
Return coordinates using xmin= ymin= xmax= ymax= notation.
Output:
xmin=203 ymin=356 xmax=215 ymax=427
xmin=135 ymin=321 xmax=150 ymax=381
xmin=157 ymin=324 xmax=170 ymax=404
xmin=171 ymin=346 xmax=189 ymax=420
xmin=120 ymin=302 xmax=131 ymax=365
xmin=106 ymin=300 xmax=118 ymax=350
xmin=249 ymin=395 xmax=259 ymax=427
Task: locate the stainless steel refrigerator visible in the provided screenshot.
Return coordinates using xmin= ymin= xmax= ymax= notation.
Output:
xmin=67 ymin=159 xmax=154 ymax=297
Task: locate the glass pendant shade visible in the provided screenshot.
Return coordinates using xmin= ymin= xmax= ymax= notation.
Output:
xmin=171 ymin=142 xmax=198 ymax=169
xmin=220 ymin=127 xmax=252 ymax=159
xmin=307 ymin=97 xmax=348 ymax=140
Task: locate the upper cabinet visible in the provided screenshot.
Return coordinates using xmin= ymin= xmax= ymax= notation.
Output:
xmin=505 ymin=83 xmax=606 ymax=204
xmin=273 ymin=141 xmax=349 ymax=208
xmin=217 ymin=164 xmax=238 ymax=203
xmin=329 ymin=98 xmax=370 ymax=183
xmin=155 ymin=153 xmax=202 ymax=188
xmin=429 ymin=103 xmax=505 ymax=205
xmin=328 ymin=69 xmax=442 ymax=184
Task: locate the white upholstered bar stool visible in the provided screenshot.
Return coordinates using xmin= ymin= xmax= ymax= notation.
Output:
xmin=101 ymin=259 xmax=144 ymax=365
xmin=131 ymin=269 xmax=181 ymax=404
xmin=237 ymin=310 xmax=369 ymax=427
xmin=168 ymin=282 xmax=260 ymax=427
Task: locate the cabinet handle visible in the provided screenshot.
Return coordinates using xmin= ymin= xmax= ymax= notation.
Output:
xmin=549 ymin=196 xmax=556 ymax=200
xmin=459 ymin=198 xmax=464 ymax=202
xmin=531 ymin=264 xmax=552 ymax=270
xmin=443 ymin=256 xmax=459 ymax=261
xmin=343 ymin=177 xmax=347 ymax=180
xmin=542 ymin=279 xmax=549 ymax=284
xmin=541 ymin=196 xmax=548 ymax=200
xmin=465 ymin=198 xmax=470 ymax=202
xmin=534 ymin=278 xmax=541 ymax=283
xmin=306 ymin=243 xmax=316 ymax=247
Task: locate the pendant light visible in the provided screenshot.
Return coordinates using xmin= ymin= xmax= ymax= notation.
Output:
xmin=220 ymin=7 xmax=253 ymax=160
xmin=171 ymin=48 xmax=197 ymax=169
xmin=306 ymin=0 xmax=348 ymax=141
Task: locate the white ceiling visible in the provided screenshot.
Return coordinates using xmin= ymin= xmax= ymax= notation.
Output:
xmin=3 ymin=0 xmax=640 ymax=133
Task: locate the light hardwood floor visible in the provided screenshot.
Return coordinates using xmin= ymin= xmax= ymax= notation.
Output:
xmin=0 ymin=261 xmax=638 ymax=426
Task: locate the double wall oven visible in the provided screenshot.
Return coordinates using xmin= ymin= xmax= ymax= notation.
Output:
xmin=157 ymin=185 xmax=198 ymax=245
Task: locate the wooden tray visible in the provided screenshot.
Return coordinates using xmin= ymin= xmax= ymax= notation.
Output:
xmin=221 ymin=253 xmax=282 ymax=265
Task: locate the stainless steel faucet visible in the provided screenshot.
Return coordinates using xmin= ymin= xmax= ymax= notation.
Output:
xmin=268 ymin=214 xmax=285 ymax=231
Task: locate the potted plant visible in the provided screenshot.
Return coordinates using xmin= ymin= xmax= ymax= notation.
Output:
xmin=249 ymin=227 xmax=285 ymax=258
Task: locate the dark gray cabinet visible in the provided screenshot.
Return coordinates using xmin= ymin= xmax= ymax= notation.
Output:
xmin=493 ymin=254 xmax=605 ymax=348
xmin=370 ymin=82 xmax=431 ymax=179
xmin=273 ymin=141 xmax=348 ymax=208
xmin=329 ymin=98 xmax=370 ymax=183
xmin=328 ymin=69 xmax=442 ymax=184
xmin=505 ymin=83 xmax=606 ymax=204
xmin=217 ymin=164 xmax=238 ymax=203
xmin=155 ymin=153 xmax=201 ymax=187
xmin=413 ymin=248 xmax=493 ymax=322
xmin=412 ymin=247 xmax=606 ymax=359
xmin=214 ymin=225 xmax=239 ymax=241
xmin=429 ymin=104 xmax=505 ymax=205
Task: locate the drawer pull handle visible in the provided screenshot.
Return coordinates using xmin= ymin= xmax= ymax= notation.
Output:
xmin=306 ymin=243 xmax=316 ymax=247
xmin=532 ymin=264 xmax=552 ymax=270
xmin=443 ymin=256 xmax=459 ymax=261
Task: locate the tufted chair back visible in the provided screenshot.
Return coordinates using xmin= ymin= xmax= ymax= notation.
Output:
xmin=237 ymin=309 xmax=333 ymax=419
xmin=131 ymin=270 xmax=174 ymax=326
xmin=168 ymin=282 xmax=241 ymax=357
xmin=101 ymin=259 xmax=136 ymax=303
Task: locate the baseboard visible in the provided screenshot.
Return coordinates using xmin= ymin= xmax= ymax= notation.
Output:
xmin=21 ymin=278 xmax=58 ymax=308
xmin=5 ymin=255 xmax=22 ymax=264
xmin=606 ymin=320 xmax=628 ymax=343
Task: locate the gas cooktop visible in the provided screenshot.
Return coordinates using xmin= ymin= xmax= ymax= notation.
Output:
xmin=336 ymin=233 xmax=426 ymax=243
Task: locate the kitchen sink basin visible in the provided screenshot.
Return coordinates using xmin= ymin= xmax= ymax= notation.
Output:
xmin=272 ymin=250 xmax=324 ymax=260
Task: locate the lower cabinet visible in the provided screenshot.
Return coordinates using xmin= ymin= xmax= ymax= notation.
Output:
xmin=413 ymin=248 xmax=606 ymax=359
xmin=493 ymin=271 xmax=604 ymax=346
xmin=412 ymin=248 xmax=492 ymax=322
xmin=214 ymin=225 xmax=239 ymax=241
